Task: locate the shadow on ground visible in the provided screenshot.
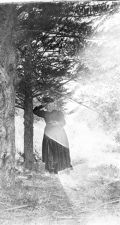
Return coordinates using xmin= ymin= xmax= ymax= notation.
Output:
xmin=0 ymin=159 xmax=120 ymax=225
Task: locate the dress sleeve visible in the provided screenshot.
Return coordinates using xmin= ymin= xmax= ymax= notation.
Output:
xmin=33 ymin=106 xmax=46 ymax=118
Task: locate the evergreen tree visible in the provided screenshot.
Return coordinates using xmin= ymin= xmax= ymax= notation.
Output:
xmin=16 ymin=1 xmax=118 ymax=169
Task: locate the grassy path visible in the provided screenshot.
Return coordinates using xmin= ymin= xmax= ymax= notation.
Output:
xmin=0 ymin=159 xmax=120 ymax=225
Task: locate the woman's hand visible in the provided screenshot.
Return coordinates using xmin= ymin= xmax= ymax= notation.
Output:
xmin=34 ymin=105 xmax=45 ymax=110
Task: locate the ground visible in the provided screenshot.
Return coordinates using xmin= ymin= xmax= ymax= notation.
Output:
xmin=0 ymin=148 xmax=120 ymax=225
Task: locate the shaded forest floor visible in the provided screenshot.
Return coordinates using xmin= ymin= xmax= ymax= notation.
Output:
xmin=1 ymin=153 xmax=120 ymax=225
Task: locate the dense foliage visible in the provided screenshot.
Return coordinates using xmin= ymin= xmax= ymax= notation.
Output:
xmin=15 ymin=1 xmax=118 ymax=109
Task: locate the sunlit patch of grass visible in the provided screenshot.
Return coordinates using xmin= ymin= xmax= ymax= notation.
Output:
xmin=85 ymin=164 xmax=120 ymax=209
xmin=93 ymin=164 xmax=120 ymax=180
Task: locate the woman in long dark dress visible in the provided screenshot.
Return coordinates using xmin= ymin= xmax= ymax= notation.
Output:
xmin=33 ymin=105 xmax=72 ymax=174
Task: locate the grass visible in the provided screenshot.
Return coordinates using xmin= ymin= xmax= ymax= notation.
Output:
xmin=0 ymin=156 xmax=120 ymax=225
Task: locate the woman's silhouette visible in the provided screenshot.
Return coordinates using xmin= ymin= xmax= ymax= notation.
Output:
xmin=33 ymin=105 xmax=72 ymax=174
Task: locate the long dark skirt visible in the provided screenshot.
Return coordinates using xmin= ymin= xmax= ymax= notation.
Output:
xmin=42 ymin=135 xmax=72 ymax=173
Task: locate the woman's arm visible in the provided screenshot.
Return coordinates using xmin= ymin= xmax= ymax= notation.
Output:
xmin=33 ymin=105 xmax=46 ymax=118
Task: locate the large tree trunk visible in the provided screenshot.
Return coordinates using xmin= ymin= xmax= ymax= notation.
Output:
xmin=24 ymin=83 xmax=33 ymax=170
xmin=0 ymin=67 xmax=15 ymax=171
xmin=0 ymin=6 xmax=16 ymax=175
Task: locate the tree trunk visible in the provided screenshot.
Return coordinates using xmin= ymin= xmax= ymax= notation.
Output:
xmin=0 ymin=6 xmax=16 ymax=174
xmin=24 ymin=84 xmax=33 ymax=170
xmin=0 ymin=68 xmax=15 ymax=171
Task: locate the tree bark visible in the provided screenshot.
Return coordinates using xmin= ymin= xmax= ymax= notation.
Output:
xmin=0 ymin=6 xmax=16 ymax=173
xmin=24 ymin=81 xmax=33 ymax=170
xmin=0 ymin=68 xmax=15 ymax=171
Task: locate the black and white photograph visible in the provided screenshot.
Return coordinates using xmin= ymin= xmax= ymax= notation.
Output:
xmin=0 ymin=0 xmax=120 ymax=224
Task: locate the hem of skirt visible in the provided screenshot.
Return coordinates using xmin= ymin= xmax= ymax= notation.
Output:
xmin=45 ymin=165 xmax=73 ymax=174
